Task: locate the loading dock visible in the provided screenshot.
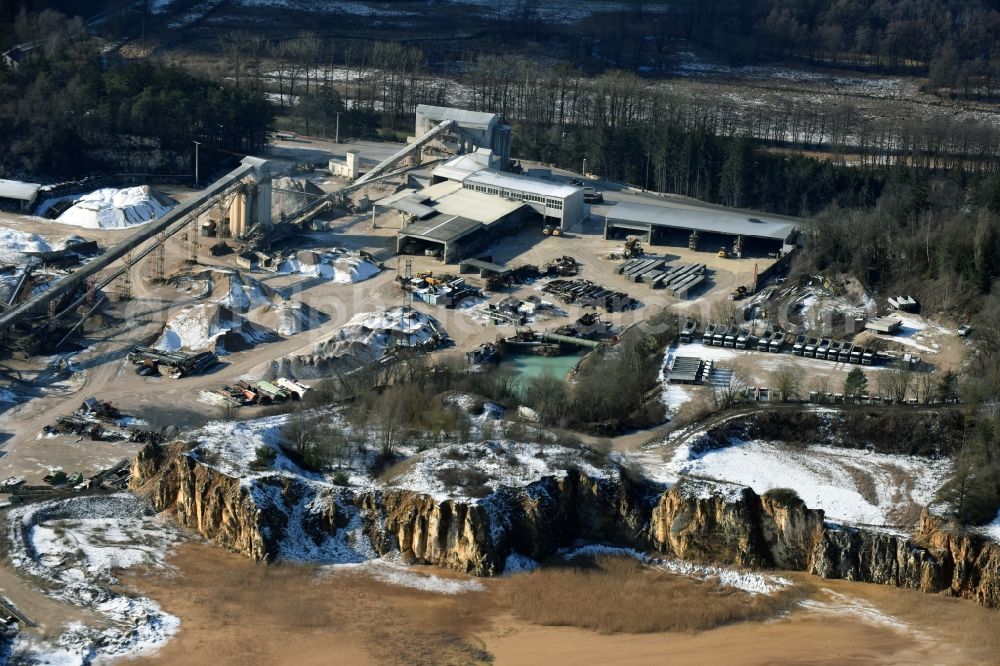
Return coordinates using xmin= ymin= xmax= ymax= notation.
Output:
xmin=599 ymin=201 xmax=799 ymax=256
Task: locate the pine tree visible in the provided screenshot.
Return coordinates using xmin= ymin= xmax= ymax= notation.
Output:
xmin=844 ymin=367 xmax=867 ymax=398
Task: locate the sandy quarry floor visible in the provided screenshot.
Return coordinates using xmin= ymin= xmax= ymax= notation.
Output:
xmin=118 ymin=541 xmax=991 ymax=666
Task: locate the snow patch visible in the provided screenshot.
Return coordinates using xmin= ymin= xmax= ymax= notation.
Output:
xmin=503 ymin=552 xmax=540 ymax=575
xmin=0 ymin=227 xmax=52 ymax=264
xmin=656 ymin=438 xmax=952 ymax=527
xmin=7 ymin=494 xmax=181 ymax=663
xmin=328 ymin=560 xmax=486 ymax=594
xmin=560 ymin=544 xmax=792 ymax=595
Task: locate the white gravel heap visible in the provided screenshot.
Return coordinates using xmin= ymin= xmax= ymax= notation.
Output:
xmin=0 ymin=227 xmax=51 ymax=264
xmin=50 ymin=186 xmax=175 ymax=229
xmin=278 ymin=249 xmax=380 ymax=283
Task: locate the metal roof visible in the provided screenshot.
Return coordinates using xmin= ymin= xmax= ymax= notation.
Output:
xmin=599 ymin=202 xmax=798 ymax=241
xmin=464 ymin=170 xmax=581 ymax=199
xmin=431 ymin=153 xmax=495 ymax=182
xmin=381 ymin=180 xmax=524 ymax=225
xmin=388 ymin=195 xmax=436 ymax=219
xmin=399 ymin=215 xmax=483 ymax=245
xmin=0 ymin=179 xmax=41 ymax=202
xmin=433 ymin=188 xmax=526 ymax=224
xmin=416 ymin=104 xmax=499 ymax=131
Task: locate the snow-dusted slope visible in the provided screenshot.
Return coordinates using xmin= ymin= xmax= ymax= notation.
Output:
xmin=7 ymin=494 xmax=181 ymax=663
xmin=648 ymin=438 xmax=952 ymax=528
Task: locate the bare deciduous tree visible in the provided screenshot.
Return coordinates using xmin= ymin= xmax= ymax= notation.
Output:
xmin=771 ymin=364 xmax=801 ymax=402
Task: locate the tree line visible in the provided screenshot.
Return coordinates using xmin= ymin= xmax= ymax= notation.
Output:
xmin=644 ymin=0 xmax=1000 ymax=78
xmin=212 ymin=30 xmax=1000 ymax=216
xmin=0 ymin=15 xmax=272 ymax=179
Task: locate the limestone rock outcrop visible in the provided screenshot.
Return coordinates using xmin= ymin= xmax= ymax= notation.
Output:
xmin=130 ymin=443 xmax=1000 ymax=607
xmin=649 ymin=478 xmax=825 ymax=569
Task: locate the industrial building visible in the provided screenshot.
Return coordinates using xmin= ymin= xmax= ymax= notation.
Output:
xmin=0 ymin=179 xmax=41 ymax=212
xmin=597 ymin=201 xmax=798 ymax=255
xmin=431 ymin=154 xmax=585 ymax=228
xmin=389 ymin=181 xmax=533 ymax=262
xmin=413 ymin=105 xmax=512 ymax=168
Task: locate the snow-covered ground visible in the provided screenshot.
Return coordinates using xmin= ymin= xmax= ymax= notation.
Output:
xmin=176 ymin=399 xmax=614 ymax=572
xmin=234 ymin=0 xmax=664 ymax=22
xmin=658 ymin=345 xmax=698 ymax=415
xmin=325 ymin=559 xmax=486 ymax=594
xmin=871 ymin=314 xmax=954 ymax=355
xmin=278 ymin=249 xmax=380 ymax=284
xmin=671 ymin=50 xmax=911 ymax=99
xmin=643 ymin=437 xmax=952 ymax=528
xmin=6 ymin=494 xmax=181 ymax=664
xmin=36 ymin=186 xmax=175 ymax=229
xmin=388 ymin=440 xmax=608 ymax=502
xmin=801 ymin=588 xmax=926 ymax=638
xmin=980 ymin=511 xmax=1000 ymax=542
xmin=558 ymin=544 xmax=793 ymax=596
xmin=240 ymin=0 xmax=418 ymax=17
xmin=187 ymin=398 xmax=601 ymax=504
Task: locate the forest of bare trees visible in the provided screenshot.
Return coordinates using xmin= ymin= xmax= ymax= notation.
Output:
xmin=215 ymin=30 xmax=1000 ymax=189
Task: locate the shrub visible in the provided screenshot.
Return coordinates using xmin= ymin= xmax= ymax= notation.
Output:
xmin=332 ymin=470 xmax=350 ymax=486
xmin=436 ymin=467 xmax=492 ymax=498
xmin=763 ymin=487 xmax=805 ymax=508
xmin=442 ymin=446 xmax=471 ymax=461
xmin=252 ymin=446 xmax=277 ymax=469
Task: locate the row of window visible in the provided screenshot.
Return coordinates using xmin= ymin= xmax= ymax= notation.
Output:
xmin=464 ymin=183 xmax=564 ymax=211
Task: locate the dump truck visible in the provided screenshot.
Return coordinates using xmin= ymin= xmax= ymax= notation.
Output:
xmin=792 ymin=334 xmax=806 ymax=355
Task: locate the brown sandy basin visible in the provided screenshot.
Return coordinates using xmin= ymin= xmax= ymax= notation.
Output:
xmin=117 ymin=542 xmax=1000 ymax=666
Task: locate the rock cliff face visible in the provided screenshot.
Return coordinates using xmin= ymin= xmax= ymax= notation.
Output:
xmin=649 ymin=478 xmax=825 ymax=569
xmin=131 ymin=443 xmax=272 ymax=561
xmin=131 ymin=446 xmax=647 ymax=575
xmin=917 ymin=512 xmax=1000 ymax=606
xmin=130 ymin=444 xmax=1000 ymax=606
xmin=364 ymin=491 xmax=497 ymax=574
xmin=808 ymin=523 xmax=945 ymax=591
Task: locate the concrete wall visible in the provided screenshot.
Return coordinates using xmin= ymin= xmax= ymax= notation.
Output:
xmin=329 ymin=152 xmax=359 ymax=179
xmin=561 ymin=189 xmax=585 ymax=228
